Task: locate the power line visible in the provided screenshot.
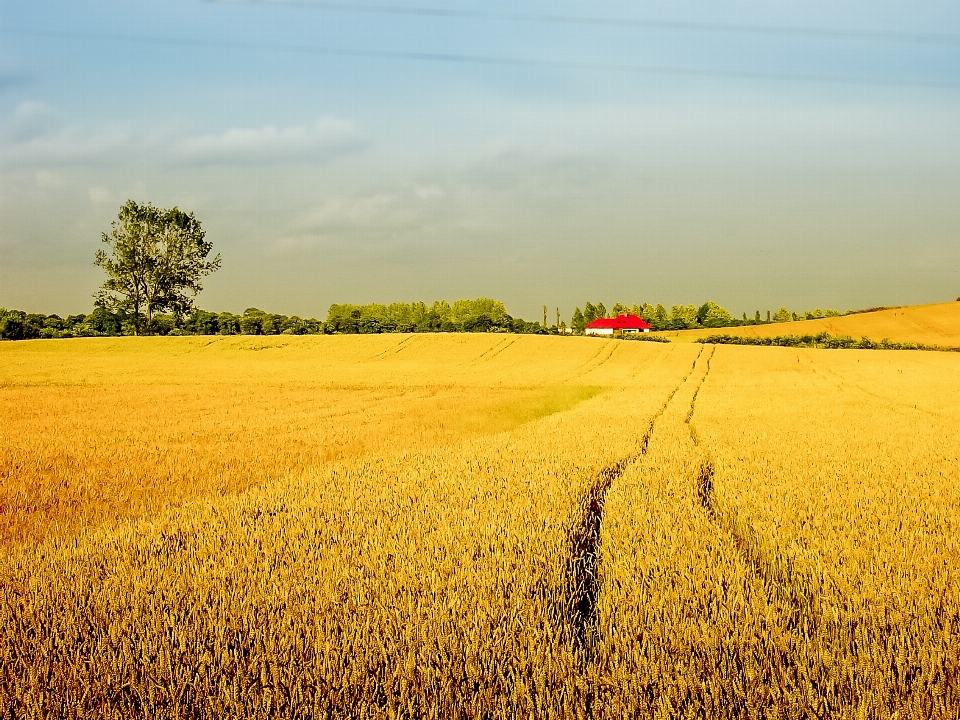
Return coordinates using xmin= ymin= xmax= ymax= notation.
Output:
xmin=3 ymin=27 xmax=958 ymax=90
xmin=208 ymin=0 xmax=960 ymax=46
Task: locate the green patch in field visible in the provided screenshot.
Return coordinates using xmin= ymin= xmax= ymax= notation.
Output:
xmin=459 ymin=385 xmax=604 ymax=436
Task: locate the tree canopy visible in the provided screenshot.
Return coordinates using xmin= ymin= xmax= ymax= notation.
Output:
xmin=94 ymin=200 xmax=220 ymax=334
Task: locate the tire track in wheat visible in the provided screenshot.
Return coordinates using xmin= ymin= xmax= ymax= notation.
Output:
xmin=685 ymin=345 xmax=836 ymax=717
xmin=563 ymin=346 xmax=707 ymax=659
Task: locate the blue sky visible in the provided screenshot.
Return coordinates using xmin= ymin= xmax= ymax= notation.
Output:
xmin=1 ymin=0 xmax=959 ymax=319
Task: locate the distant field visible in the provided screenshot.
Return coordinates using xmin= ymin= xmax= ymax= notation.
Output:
xmin=654 ymin=300 xmax=960 ymax=346
xmin=2 ymin=335 xmax=959 ymax=717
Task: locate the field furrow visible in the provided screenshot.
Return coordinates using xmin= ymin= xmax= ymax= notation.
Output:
xmin=2 ymin=335 xmax=959 ymax=717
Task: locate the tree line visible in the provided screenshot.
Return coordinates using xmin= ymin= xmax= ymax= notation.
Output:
xmin=0 ymin=201 xmax=560 ymax=341
xmin=0 ymin=306 xmax=323 ymax=340
xmin=0 ymin=300 xmax=863 ymax=341
xmin=0 ymin=200 xmax=919 ymax=341
xmin=0 ymin=299 xmax=554 ymax=340
xmin=571 ymin=301 xmax=856 ymax=333
xmin=325 ymin=299 xmax=548 ymax=334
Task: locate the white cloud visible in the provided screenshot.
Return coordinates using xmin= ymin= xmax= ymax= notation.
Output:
xmin=176 ymin=118 xmax=367 ymax=165
xmin=414 ymin=185 xmax=444 ymax=200
xmin=292 ymin=186 xmax=447 ymax=235
xmin=1 ymin=100 xmax=60 ymax=144
xmin=1 ymin=114 xmax=132 ymax=168
xmin=1 ymin=107 xmax=365 ymax=170
xmin=88 ymin=186 xmax=113 ymax=204
xmin=34 ymin=170 xmax=62 ymax=188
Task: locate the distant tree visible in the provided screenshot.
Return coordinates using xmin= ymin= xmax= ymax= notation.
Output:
xmin=86 ymin=307 xmax=123 ymax=335
xmin=239 ymin=308 xmax=264 ymax=335
xmin=572 ymin=307 xmax=585 ymax=333
xmin=217 ymin=312 xmax=239 ymax=335
xmin=282 ymin=316 xmax=309 ymax=335
xmin=185 ymin=310 xmax=219 ymax=335
xmin=455 ymin=299 xmax=511 ymax=331
xmin=654 ymin=304 xmax=669 ymax=330
xmin=260 ymin=313 xmax=284 ymax=335
xmin=697 ymin=301 xmax=734 ymax=328
xmin=151 ymin=314 xmax=176 ymax=335
xmin=766 ymin=310 xmax=771 ymax=322
xmin=611 ymin=302 xmax=627 ymax=317
xmin=94 ymin=200 xmax=221 ymax=334
xmin=772 ymin=307 xmax=792 ymax=323
xmin=668 ymin=305 xmax=699 ymax=330
xmin=637 ymin=303 xmax=656 ymax=327
xmin=583 ymin=303 xmax=598 ymax=325
xmin=596 ymin=302 xmax=607 ymax=320
xmin=755 ymin=310 xmax=761 ymax=323
xmin=23 ymin=314 xmax=45 ymax=339
xmin=0 ymin=309 xmax=25 ymax=340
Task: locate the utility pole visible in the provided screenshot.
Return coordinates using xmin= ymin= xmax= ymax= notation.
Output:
xmin=556 ymin=307 xmax=560 ymax=328
xmin=543 ymin=305 xmax=547 ymax=327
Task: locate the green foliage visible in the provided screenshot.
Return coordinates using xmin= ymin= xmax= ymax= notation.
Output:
xmin=3 ymin=297 xmax=917 ymax=342
xmin=572 ymin=299 xmax=863 ymax=332
xmin=571 ymin=308 xmax=585 ymax=334
xmin=0 ymin=309 xmax=26 ymax=340
xmin=94 ymin=200 xmax=221 ymax=334
xmin=0 ymin=308 xmax=121 ymax=339
xmin=696 ymin=302 xmax=734 ymax=328
xmin=771 ymin=307 xmax=793 ymax=323
xmin=668 ymin=305 xmax=699 ymax=330
xmin=0 ymin=306 xmax=324 ymax=340
xmin=581 ymin=300 xmax=743 ymax=332
xmin=183 ymin=310 xmax=218 ymax=335
xmin=654 ymin=304 xmax=668 ymax=329
xmin=582 ymin=303 xmax=600 ymax=325
xmin=619 ymin=333 xmax=671 ymax=344
xmin=697 ymin=333 xmax=960 ymax=353
xmin=324 ymin=298 xmax=521 ymax=334
xmin=216 ymin=313 xmax=239 ymax=335
xmin=239 ymin=309 xmax=263 ymax=336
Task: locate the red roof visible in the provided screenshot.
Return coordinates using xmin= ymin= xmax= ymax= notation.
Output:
xmin=585 ymin=314 xmax=652 ymax=330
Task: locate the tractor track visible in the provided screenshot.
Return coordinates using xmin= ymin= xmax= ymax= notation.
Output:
xmin=684 ymin=346 xmax=839 ymax=718
xmin=563 ymin=346 xmax=707 ymax=657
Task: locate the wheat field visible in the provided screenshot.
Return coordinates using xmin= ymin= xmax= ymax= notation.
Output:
xmin=655 ymin=300 xmax=960 ymax=346
xmin=2 ymin=331 xmax=959 ymax=717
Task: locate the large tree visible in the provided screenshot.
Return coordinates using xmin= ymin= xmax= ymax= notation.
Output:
xmin=94 ymin=200 xmax=221 ymax=334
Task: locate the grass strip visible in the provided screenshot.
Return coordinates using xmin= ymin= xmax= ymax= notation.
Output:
xmin=697 ymin=332 xmax=960 ymax=352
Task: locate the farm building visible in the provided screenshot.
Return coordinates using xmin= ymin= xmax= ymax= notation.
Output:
xmin=585 ymin=314 xmax=652 ymax=336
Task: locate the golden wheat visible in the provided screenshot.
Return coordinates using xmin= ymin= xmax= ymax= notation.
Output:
xmin=1 ymin=331 xmax=958 ymax=717
xmin=656 ymin=300 xmax=960 ymax=346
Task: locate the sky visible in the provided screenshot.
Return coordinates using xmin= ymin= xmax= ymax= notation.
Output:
xmin=1 ymin=0 xmax=959 ymax=321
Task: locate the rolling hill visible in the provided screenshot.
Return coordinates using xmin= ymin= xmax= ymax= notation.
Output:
xmin=653 ymin=301 xmax=960 ymax=346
